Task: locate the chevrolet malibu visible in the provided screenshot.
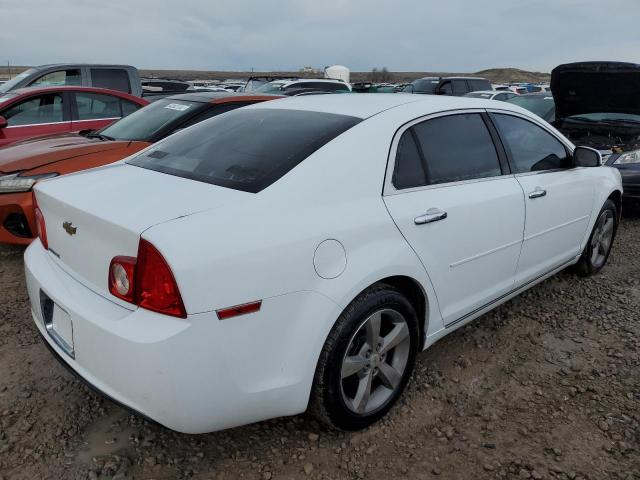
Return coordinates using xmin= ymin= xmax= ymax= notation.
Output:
xmin=25 ymin=95 xmax=622 ymax=433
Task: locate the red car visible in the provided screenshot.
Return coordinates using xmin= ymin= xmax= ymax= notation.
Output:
xmin=0 ymin=86 xmax=148 ymax=147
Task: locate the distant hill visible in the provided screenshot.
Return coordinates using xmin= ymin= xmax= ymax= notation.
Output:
xmin=0 ymin=66 xmax=550 ymax=85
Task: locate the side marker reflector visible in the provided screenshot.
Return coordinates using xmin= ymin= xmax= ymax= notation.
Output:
xmin=216 ymin=300 xmax=262 ymax=320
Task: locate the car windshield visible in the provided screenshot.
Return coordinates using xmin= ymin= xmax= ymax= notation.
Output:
xmin=507 ymin=95 xmax=555 ymax=119
xmin=127 ymin=108 xmax=361 ymax=193
xmin=254 ymin=81 xmax=287 ymax=93
xmin=100 ymin=99 xmax=203 ymax=141
xmin=0 ymin=69 xmax=37 ymax=93
xmin=404 ymin=78 xmax=439 ymax=94
xmin=0 ymin=93 xmax=18 ymax=105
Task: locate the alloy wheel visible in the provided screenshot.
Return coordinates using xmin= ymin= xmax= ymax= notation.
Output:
xmin=340 ymin=309 xmax=411 ymax=415
xmin=590 ymin=209 xmax=615 ymax=268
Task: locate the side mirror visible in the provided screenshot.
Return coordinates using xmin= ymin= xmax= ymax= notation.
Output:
xmin=573 ymin=146 xmax=602 ymax=167
xmin=0 ymin=116 xmax=7 ymax=129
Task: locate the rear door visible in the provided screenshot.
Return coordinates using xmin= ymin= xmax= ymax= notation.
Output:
xmin=489 ymin=111 xmax=595 ymax=286
xmin=0 ymin=92 xmax=72 ymax=147
xmin=383 ymin=111 xmax=525 ymax=326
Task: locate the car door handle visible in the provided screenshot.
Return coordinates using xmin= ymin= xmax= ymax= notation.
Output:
xmin=528 ymin=188 xmax=547 ymax=199
xmin=414 ymin=208 xmax=448 ymax=225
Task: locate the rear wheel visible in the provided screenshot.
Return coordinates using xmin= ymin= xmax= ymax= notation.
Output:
xmin=575 ymin=199 xmax=617 ymax=276
xmin=310 ymin=284 xmax=419 ymax=430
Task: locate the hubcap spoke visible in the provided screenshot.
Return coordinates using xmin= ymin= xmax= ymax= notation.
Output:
xmin=352 ymin=371 xmax=374 ymax=413
xmin=341 ymin=355 xmax=368 ymax=379
xmin=380 ymin=323 xmax=410 ymax=354
xmin=602 ymin=217 xmax=614 ymax=236
xmin=365 ymin=311 xmax=382 ymax=349
xmin=377 ymin=362 xmax=401 ymax=389
xmin=591 ymin=243 xmax=601 ymax=264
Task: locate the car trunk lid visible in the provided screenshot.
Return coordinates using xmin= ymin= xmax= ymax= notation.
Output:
xmin=35 ymin=162 xmax=251 ymax=303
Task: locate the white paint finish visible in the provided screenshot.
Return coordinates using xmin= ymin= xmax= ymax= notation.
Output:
xmin=26 ymin=96 xmax=623 ymax=432
xmin=514 ymin=169 xmax=595 ymax=286
xmin=384 ymin=176 xmax=525 ymax=325
xmin=313 ymin=239 xmax=347 ymax=279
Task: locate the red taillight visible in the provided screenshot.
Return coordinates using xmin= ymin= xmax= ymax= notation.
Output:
xmin=109 ymin=239 xmax=186 ymax=318
xmin=108 ymin=256 xmax=136 ymax=302
xmin=32 ymin=191 xmax=48 ymax=250
xmin=136 ymin=239 xmax=186 ymax=318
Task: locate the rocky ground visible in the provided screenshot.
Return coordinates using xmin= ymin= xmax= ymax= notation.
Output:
xmin=0 ymin=206 xmax=638 ymax=480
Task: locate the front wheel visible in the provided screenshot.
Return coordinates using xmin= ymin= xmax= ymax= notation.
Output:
xmin=310 ymin=284 xmax=419 ymax=430
xmin=575 ymin=199 xmax=617 ymax=276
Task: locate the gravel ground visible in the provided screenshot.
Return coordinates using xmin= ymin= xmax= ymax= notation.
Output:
xmin=1 ymin=206 xmax=638 ymax=480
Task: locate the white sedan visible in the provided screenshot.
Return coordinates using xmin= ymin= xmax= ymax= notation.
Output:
xmin=25 ymin=94 xmax=622 ymax=433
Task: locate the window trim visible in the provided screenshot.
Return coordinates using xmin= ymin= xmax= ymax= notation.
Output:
xmin=384 ymin=109 xmax=512 ymax=196
xmin=485 ymin=109 xmax=575 ymax=176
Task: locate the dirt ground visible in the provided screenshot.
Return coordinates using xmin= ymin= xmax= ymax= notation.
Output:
xmin=0 ymin=207 xmax=638 ymax=480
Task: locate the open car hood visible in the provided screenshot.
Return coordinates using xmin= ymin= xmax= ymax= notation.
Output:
xmin=551 ymin=61 xmax=640 ymax=120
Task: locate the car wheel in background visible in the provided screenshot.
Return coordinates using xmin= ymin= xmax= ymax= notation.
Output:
xmin=310 ymin=284 xmax=419 ymax=430
xmin=575 ymin=199 xmax=618 ymax=276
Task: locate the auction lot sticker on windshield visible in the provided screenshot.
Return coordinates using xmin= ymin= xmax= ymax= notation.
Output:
xmin=165 ymin=103 xmax=191 ymax=111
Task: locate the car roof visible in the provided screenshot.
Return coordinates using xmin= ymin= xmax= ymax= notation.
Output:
xmin=518 ymin=92 xmax=554 ymax=97
xmin=165 ymin=92 xmax=284 ymax=104
xmin=416 ymin=76 xmax=489 ymax=81
xmin=248 ymin=93 xmax=532 ymax=119
xmin=30 ymin=63 xmax=134 ymax=70
xmin=9 ymin=86 xmax=147 ymax=103
xmin=466 ymin=90 xmax=501 ymax=95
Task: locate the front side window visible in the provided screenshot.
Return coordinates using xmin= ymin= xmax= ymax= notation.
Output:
xmin=29 ymin=69 xmax=81 ymax=87
xmin=491 ymin=113 xmax=570 ymax=173
xmin=75 ymin=92 xmax=124 ymax=120
xmin=91 ymin=69 xmax=131 ymax=93
xmin=393 ymin=113 xmax=502 ymax=188
xmin=127 ymin=109 xmax=361 ymax=193
xmin=1 ymin=93 xmax=64 ymax=126
xmin=439 ymin=81 xmax=453 ymax=95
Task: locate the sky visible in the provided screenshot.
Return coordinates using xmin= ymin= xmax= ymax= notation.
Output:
xmin=1 ymin=0 xmax=639 ymax=73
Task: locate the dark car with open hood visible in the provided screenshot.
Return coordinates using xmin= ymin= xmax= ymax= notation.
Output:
xmin=551 ymin=61 xmax=640 ymax=200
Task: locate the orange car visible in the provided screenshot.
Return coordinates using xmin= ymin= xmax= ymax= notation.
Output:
xmin=0 ymin=92 xmax=281 ymax=245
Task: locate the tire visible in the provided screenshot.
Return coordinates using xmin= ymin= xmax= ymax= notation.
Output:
xmin=575 ymin=199 xmax=617 ymax=277
xmin=309 ymin=284 xmax=420 ymax=430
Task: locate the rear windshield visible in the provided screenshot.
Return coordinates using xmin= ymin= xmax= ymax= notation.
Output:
xmin=127 ymin=108 xmax=361 ymax=193
xmin=507 ymin=95 xmax=555 ymax=119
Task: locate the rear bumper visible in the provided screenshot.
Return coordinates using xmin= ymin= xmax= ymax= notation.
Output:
xmin=25 ymin=241 xmax=340 ymax=433
xmin=0 ymin=192 xmax=36 ymax=245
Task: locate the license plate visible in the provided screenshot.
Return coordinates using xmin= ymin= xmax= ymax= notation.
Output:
xmin=40 ymin=290 xmax=75 ymax=358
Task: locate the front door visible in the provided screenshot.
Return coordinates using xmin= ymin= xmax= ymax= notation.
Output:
xmin=489 ymin=112 xmax=595 ymax=286
xmin=383 ymin=112 xmax=525 ymax=326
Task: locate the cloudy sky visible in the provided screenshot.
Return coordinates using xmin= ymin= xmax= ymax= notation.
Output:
xmin=1 ymin=0 xmax=638 ymax=73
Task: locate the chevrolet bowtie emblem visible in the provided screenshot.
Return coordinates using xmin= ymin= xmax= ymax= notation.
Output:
xmin=62 ymin=221 xmax=77 ymax=236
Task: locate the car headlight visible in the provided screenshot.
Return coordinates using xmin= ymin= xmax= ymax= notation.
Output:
xmin=0 ymin=172 xmax=58 ymax=193
xmin=614 ymin=150 xmax=640 ymax=165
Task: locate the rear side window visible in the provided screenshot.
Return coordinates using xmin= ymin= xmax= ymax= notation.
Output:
xmin=468 ymin=79 xmax=491 ymax=92
xmin=91 ymin=69 xmax=131 ymax=93
xmin=127 ymin=109 xmax=361 ymax=193
xmin=491 ymin=113 xmax=570 ymax=172
xmin=75 ymin=92 xmax=125 ymax=120
xmin=393 ymin=131 xmax=427 ymax=189
xmin=394 ymin=114 xmax=502 ymax=188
